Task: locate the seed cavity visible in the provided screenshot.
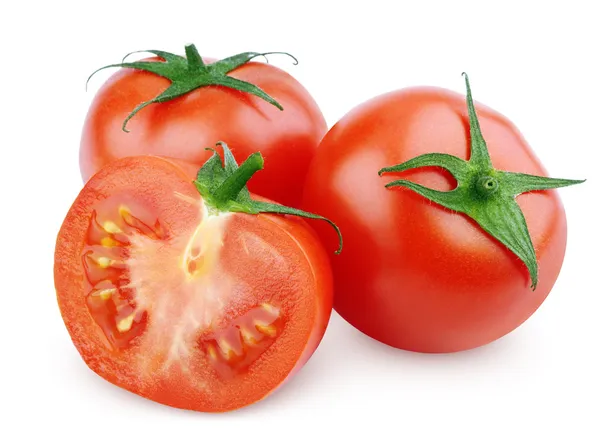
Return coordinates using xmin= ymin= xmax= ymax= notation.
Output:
xmin=199 ymin=302 xmax=284 ymax=378
xmin=119 ymin=204 xmax=163 ymax=239
xmin=82 ymin=201 xmax=162 ymax=351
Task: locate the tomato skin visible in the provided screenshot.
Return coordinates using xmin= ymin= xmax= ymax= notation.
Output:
xmin=302 ymin=86 xmax=568 ymax=353
xmin=55 ymin=156 xmax=333 ymax=412
xmin=80 ymin=58 xmax=327 ymax=207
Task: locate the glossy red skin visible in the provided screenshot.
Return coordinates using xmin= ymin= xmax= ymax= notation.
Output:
xmin=302 ymin=86 xmax=568 ymax=353
xmin=80 ymin=57 xmax=327 ymax=207
xmin=55 ymin=156 xmax=334 ymax=411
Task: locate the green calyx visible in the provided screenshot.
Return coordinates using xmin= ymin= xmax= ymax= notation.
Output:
xmin=379 ymin=73 xmax=585 ymax=290
xmin=86 ymin=44 xmax=298 ymax=132
xmin=194 ymin=142 xmax=343 ymax=255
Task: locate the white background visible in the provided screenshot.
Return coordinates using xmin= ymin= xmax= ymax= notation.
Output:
xmin=2 ymin=1 xmax=599 ymax=442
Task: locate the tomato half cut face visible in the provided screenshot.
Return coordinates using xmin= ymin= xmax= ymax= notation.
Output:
xmin=54 ymin=156 xmax=333 ymax=412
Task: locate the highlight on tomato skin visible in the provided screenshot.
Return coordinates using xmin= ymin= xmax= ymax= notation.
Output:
xmin=54 ymin=154 xmax=335 ymax=412
xmin=301 ymin=75 xmax=583 ymax=354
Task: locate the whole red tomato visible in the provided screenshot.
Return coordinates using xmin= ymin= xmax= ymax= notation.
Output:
xmin=302 ymin=75 xmax=582 ymax=353
xmin=55 ymin=143 xmax=341 ymax=412
xmin=80 ymin=44 xmax=327 ymax=207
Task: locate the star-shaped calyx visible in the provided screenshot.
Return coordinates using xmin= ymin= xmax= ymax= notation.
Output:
xmin=378 ymin=74 xmax=584 ymax=289
xmin=87 ymin=44 xmax=297 ymax=132
xmin=194 ymin=142 xmax=343 ymax=255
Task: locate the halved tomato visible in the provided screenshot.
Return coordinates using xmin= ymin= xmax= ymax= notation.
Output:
xmin=54 ymin=146 xmax=340 ymax=412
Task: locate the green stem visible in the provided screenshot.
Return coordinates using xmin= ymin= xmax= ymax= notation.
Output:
xmin=475 ymin=175 xmax=499 ymax=197
xmin=185 ymin=44 xmax=204 ymax=70
xmin=213 ymin=152 xmax=264 ymax=202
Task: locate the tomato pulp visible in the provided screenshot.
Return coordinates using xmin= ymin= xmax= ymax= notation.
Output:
xmin=80 ymin=47 xmax=327 ymax=207
xmin=55 ymin=155 xmax=333 ymax=411
xmin=302 ymin=84 xmax=576 ymax=353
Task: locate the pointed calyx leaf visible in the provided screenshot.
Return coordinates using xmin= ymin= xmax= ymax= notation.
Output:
xmin=87 ymin=44 xmax=297 ymax=132
xmin=378 ymin=73 xmax=585 ymax=290
xmin=194 ymin=142 xmax=343 ymax=255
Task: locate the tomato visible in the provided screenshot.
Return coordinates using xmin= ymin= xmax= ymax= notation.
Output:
xmin=55 ymin=145 xmax=340 ymax=412
xmin=80 ymin=44 xmax=327 ymax=207
xmin=302 ymin=75 xmax=582 ymax=353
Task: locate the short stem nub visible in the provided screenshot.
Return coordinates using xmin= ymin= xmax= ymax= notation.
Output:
xmin=213 ymin=153 xmax=264 ymax=203
xmin=185 ymin=44 xmax=205 ymax=70
xmin=476 ymin=175 xmax=499 ymax=197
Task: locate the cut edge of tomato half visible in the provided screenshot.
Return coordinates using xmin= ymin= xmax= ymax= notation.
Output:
xmin=54 ymin=155 xmax=333 ymax=412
